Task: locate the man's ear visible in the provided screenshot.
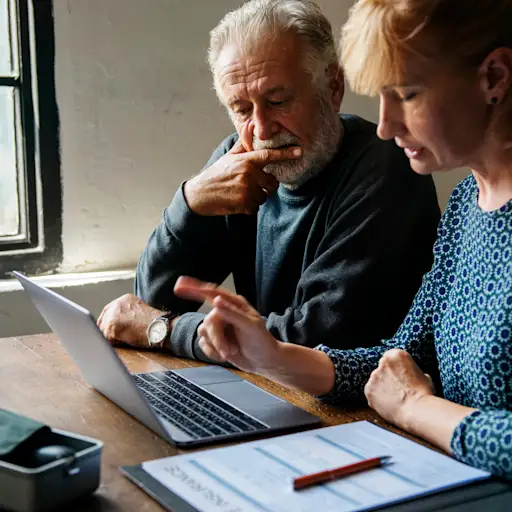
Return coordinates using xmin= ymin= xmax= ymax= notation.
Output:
xmin=326 ymin=63 xmax=345 ymax=110
xmin=479 ymin=47 xmax=512 ymax=104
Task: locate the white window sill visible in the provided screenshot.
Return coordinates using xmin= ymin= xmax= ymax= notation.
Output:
xmin=0 ymin=269 xmax=136 ymax=293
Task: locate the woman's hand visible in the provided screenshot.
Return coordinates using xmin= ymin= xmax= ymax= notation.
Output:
xmin=175 ymin=276 xmax=337 ymax=394
xmin=364 ymin=349 xmax=435 ymax=430
xmin=174 ymin=276 xmax=281 ymax=374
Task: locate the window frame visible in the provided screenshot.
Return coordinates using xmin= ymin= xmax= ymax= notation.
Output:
xmin=0 ymin=0 xmax=61 ymax=278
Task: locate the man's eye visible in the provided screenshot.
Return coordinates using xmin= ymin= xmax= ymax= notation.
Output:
xmin=234 ymin=107 xmax=252 ymax=116
xmin=268 ymin=99 xmax=287 ymax=107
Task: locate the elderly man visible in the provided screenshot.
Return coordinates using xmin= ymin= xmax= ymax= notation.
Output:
xmin=98 ymin=0 xmax=440 ymax=362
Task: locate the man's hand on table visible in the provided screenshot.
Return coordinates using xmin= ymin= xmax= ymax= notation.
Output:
xmin=97 ymin=294 xmax=164 ymax=348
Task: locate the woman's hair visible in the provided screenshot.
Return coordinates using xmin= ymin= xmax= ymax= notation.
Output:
xmin=208 ymin=0 xmax=338 ymax=94
xmin=342 ymin=0 xmax=512 ymax=140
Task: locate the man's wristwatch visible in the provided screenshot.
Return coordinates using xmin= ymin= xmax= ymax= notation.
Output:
xmin=146 ymin=312 xmax=178 ymax=349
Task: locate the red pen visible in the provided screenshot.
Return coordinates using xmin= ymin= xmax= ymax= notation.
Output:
xmin=293 ymin=455 xmax=392 ymax=491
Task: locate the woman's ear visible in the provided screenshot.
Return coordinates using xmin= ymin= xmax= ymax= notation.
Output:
xmin=479 ymin=47 xmax=512 ymax=104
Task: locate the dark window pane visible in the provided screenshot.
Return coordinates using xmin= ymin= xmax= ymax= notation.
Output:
xmin=0 ymin=86 xmax=18 ymax=235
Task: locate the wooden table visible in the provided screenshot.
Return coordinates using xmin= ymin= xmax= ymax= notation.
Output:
xmin=0 ymin=334 xmax=429 ymax=511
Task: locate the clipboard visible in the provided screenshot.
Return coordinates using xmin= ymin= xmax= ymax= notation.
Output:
xmin=121 ymin=464 xmax=511 ymax=512
xmin=120 ymin=421 xmax=511 ymax=512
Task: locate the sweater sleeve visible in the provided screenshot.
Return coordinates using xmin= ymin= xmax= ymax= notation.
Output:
xmin=265 ymin=141 xmax=440 ymax=351
xmin=451 ymin=410 xmax=512 ymax=479
xmin=135 ymin=136 xmax=238 ymax=360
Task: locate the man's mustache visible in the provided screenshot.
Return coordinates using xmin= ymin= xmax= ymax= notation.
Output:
xmin=253 ymin=133 xmax=301 ymax=150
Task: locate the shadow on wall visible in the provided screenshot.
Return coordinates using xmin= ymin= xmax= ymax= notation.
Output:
xmin=0 ymin=278 xmax=134 ymax=338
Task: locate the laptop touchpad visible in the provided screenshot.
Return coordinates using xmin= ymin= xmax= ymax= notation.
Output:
xmin=204 ymin=381 xmax=289 ymax=425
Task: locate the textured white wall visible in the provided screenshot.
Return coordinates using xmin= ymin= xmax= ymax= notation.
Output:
xmin=54 ymin=0 xmax=468 ymax=274
xmin=54 ymin=0 xmax=244 ymax=272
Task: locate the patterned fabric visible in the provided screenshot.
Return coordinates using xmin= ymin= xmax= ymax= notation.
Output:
xmin=317 ymin=175 xmax=512 ymax=478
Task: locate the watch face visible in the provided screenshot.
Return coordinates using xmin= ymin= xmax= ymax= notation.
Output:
xmin=148 ymin=319 xmax=168 ymax=345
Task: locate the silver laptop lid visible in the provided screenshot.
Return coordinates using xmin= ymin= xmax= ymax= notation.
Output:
xmin=11 ymin=271 xmax=188 ymax=443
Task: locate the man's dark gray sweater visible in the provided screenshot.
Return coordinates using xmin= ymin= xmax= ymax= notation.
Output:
xmin=135 ymin=115 xmax=441 ymax=362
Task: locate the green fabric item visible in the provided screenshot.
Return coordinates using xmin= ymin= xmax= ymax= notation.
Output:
xmin=0 ymin=409 xmax=50 ymax=457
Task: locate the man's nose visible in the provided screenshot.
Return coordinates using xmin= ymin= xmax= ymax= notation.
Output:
xmin=377 ymin=97 xmax=406 ymax=141
xmin=252 ymin=105 xmax=279 ymax=141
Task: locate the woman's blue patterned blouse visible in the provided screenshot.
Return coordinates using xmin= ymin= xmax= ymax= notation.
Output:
xmin=318 ymin=176 xmax=512 ymax=478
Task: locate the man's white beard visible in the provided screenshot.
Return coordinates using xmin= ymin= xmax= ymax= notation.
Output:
xmin=253 ymin=100 xmax=341 ymax=189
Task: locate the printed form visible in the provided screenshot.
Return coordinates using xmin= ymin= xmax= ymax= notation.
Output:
xmin=142 ymin=420 xmax=490 ymax=512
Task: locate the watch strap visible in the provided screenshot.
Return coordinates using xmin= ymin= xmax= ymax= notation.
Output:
xmin=159 ymin=311 xmax=179 ymax=344
xmin=160 ymin=311 xmax=178 ymax=323
xmin=160 ymin=311 xmax=179 ymax=350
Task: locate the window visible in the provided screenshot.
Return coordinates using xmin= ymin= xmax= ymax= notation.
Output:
xmin=0 ymin=0 xmax=61 ymax=278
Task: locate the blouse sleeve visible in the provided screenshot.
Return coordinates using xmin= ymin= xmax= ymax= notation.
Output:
xmin=451 ymin=409 xmax=512 ymax=479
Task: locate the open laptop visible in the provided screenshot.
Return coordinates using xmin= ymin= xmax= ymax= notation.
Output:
xmin=13 ymin=271 xmax=321 ymax=448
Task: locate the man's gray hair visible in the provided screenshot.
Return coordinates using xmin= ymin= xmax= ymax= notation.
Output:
xmin=208 ymin=0 xmax=338 ymax=96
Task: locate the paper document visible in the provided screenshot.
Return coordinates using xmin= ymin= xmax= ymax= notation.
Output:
xmin=142 ymin=420 xmax=490 ymax=512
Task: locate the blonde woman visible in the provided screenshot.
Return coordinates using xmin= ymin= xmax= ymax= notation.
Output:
xmin=175 ymin=0 xmax=512 ymax=478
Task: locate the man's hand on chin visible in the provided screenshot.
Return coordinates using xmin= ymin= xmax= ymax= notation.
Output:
xmin=183 ymin=140 xmax=301 ymax=216
xmin=97 ymin=293 xmax=163 ymax=348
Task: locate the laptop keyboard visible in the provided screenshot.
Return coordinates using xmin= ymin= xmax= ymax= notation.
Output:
xmin=133 ymin=371 xmax=267 ymax=439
